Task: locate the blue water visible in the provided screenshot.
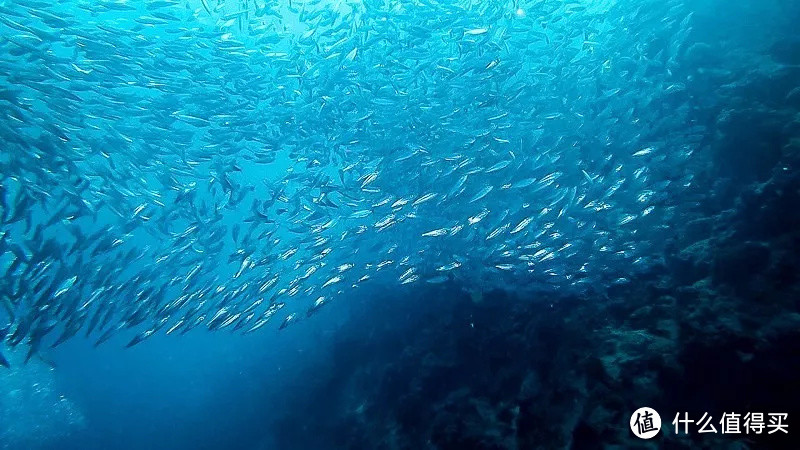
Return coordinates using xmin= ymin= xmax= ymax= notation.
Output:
xmin=1 ymin=0 xmax=799 ymax=448
xmin=4 ymin=297 xmax=351 ymax=449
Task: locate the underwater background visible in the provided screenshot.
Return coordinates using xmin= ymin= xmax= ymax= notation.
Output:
xmin=1 ymin=0 xmax=799 ymax=448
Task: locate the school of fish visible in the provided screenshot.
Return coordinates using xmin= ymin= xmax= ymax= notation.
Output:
xmin=0 ymin=0 xmax=713 ymax=363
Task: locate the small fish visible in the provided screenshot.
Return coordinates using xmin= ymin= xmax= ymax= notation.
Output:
xmin=422 ymin=228 xmax=449 ymax=237
xmin=279 ymin=313 xmax=296 ymax=330
xmin=469 ymin=186 xmax=493 ymax=203
xmin=412 ymin=193 xmax=437 ymax=207
xmin=468 ymin=209 xmax=490 ymax=225
xmin=307 ymin=297 xmax=327 ymax=317
xmin=465 ymin=28 xmax=489 ymax=35
xmin=485 ymin=160 xmax=511 ymax=173
xmin=126 ymin=329 xmax=155 ymax=348
xmin=322 ymin=275 xmax=342 ymax=288
xmin=510 ymin=217 xmax=533 ymax=234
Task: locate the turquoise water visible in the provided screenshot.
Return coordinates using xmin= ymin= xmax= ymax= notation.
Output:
xmin=1 ymin=0 xmax=798 ymax=448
